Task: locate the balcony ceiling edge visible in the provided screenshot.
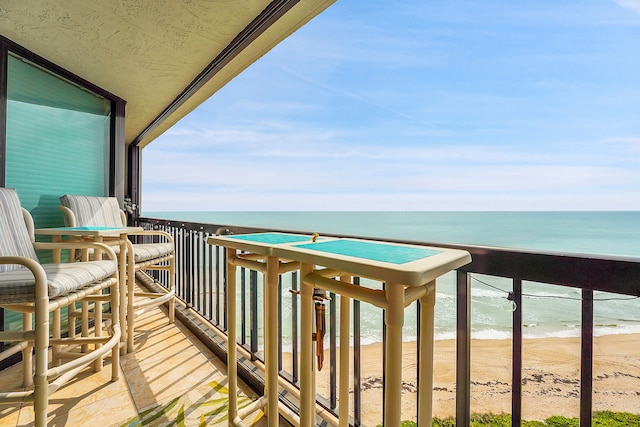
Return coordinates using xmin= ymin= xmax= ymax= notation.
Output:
xmin=133 ymin=0 xmax=336 ymax=149
xmin=0 ymin=0 xmax=336 ymax=148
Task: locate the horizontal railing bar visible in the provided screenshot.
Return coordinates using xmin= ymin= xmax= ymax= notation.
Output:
xmin=140 ymin=217 xmax=640 ymax=296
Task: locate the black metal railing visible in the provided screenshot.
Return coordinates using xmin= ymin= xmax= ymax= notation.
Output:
xmin=139 ymin=216 xmax=640 ymax=427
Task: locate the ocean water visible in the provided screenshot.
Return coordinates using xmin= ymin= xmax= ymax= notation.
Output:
xmin=146 ymin=211 xmax=640 ymax=342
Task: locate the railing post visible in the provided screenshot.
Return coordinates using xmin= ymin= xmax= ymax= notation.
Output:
xmin=241 ymin=267 xmax=246 ymax=346
xmin=210 ymin=246 xmax=219 ymax=326
xmin=278 ymin=275 xmax=283 ymax=371
xmin=291 ymin=271 xmax=299 ymax=383
xmin=211 ymin=243 xmax=217 ymax=323
xmin=222 ymin=247 xmax=228 ymax=331
xmin=194 ymin=230 xmax=202 ymax=311
xmin=188 ymin=230 xmax=198 ymax=310
xmin=353 ymin=277 xmax=362 ymax=426
xmin=456 ymin=269 xmax=471 ymax=427
xmin=185 ymin=229 xmax=193 ymax=307
xmin=329 ymin=291 xmax=338 ymax=410
xmin=581 ymin=289 xmax=594 ymax=427
xmin=250 ymin=269 xmax=258 ymax=357
xmin=512 ymin=279 xmax=523 ymax=427
xmin=177 ymin=227 xmax=184 ymax=302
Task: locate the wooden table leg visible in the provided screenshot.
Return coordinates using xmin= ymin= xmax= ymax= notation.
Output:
xmin=418 ymin=281 xmax=436 ymax=426
xmin=265 ymin=257 xmax=280 ymax=426
xmin=300 ymin=263 xmax=316 ymax=426
xmin=227 ymin=250 xmax=239 ymax=423
xmin=339 ymin=275 xmax=351 ymax=427
xmin=119 ymin=236 xmax=128 ymax=355
xmin=384 ymin=283 xmax=405 ymax=427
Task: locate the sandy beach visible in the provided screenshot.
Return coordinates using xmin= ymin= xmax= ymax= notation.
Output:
xmin=284 ymin=333 xmax=640 ymax=425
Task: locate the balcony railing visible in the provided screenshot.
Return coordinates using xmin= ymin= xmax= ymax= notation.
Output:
xmin=138 ymin=216 xmax=640 ymax=427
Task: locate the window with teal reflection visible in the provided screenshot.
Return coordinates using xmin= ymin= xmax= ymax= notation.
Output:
xmin=5 ymin=53 xmax=111 ymax=230
xmin=3 ymin=53 xmax=112 ymax=338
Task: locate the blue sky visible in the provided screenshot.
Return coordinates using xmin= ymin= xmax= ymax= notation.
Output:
xmin=142 ymin=0 xmax=640 ymax=211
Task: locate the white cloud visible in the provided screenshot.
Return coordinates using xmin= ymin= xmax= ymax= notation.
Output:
xmin=143 ymin=120 xmax=640 ymax=211
xmin=141 ymin=186 xmax=640 ymax=212
xmin=143 ymin=135 xmax=640 ymax=211
xmin=614 ymin=0 xmax=640 ymax=15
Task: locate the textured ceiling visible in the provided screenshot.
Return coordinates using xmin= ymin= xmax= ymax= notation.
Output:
xmin=0 ymin=0 xmax=335 ymax=147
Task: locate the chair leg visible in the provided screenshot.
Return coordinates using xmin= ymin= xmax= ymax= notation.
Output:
xmin=93 ymin=300 xmax=103 ymax=372
xmin=169 ymin=259 xmax=176 ymax=324
xmin=110 ymin=280 xmax=120 ymax=382
xmin=127 ymin=255 xmax=135 ymax=353
xmin=22 ymin=313 xmax=33 ymax=388
xmin=33 ymin=295 xmax=49 ymax=427
xmin=125 ymin=257 xmax=176 ymax=352
xmin=68 ymin=302 xmax=78 ymax=341
xmin=81 ymin=300 xmax=90 ymax=353
xmin=52 ymin=308 xmax=61 ymax=367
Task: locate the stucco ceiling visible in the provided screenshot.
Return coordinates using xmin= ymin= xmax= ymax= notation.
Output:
xmin=0 ymin=0 xmax=335 ymax=148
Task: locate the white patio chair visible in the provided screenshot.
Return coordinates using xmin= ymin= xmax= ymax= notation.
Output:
xmin=58 ymin=194 xmax=175 ymax=353
xmin=0 ymin=188 xmax=121 ymax=427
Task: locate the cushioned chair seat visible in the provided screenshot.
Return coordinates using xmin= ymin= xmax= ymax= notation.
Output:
xmin=98 ymin=243 xmax=173 ymax=262
xmin=0 ymin=260 xmax=118 ymax=303
xmin=132 ymin=242 xmax=174 ymax=263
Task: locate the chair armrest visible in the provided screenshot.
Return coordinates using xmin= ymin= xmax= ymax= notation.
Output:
xmin=34 ymin=241 xmax=118 ymax=261
xmin=57 ymin=205 xmax=77 ymax=227
xmin=0 ymin=256 xmax=48 ymax=299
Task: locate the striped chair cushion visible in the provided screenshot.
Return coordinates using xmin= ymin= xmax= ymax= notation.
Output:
xmin=0 ymin=188 xmax=38 ymax=273
xmin=59 ymin=194 xmax=123 ymax=227
xmin=0 ymin=260 xmax=117 ymax=304
xmin=95 ymin=241 xmax=173 ymax=262
xmin=133 ymin=242 xmax=174 ymax=262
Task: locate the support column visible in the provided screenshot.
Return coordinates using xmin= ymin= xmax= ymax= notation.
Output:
xmin=339 ymin=276 xmax=351 ymax=427
xmin=119 ymin=235 xmax=128 ymax=355
xmin=384 ymin=283 xmax=405 ymax=427
xmin=227 ymin=251 xmax=239 ymax=421
xmin=418 ymin=281 xmax=436 ymax=426
xmin=265 ymin=256 xmax=279 ymax=426
xmin=300 ymin=263 xmax=316 ymax=426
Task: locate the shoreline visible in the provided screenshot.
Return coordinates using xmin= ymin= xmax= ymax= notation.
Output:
xmin=282 ymin=333 xmax=640 ymax=425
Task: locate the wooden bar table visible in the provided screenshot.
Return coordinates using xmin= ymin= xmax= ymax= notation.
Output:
xmin=272 ymin=238 xmax=471 ymax=427
xmin=35 ymin=226 xmax=143 ymax=355
xmin=206 ymin=232 xmax=311 ymax=427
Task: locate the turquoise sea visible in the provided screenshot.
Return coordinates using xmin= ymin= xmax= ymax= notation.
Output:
xmin=147 ymin=211 xmax=640 ymax=342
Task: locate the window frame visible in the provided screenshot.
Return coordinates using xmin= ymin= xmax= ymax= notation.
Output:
xmin=0 ymin=35 xmax=126 ymax=369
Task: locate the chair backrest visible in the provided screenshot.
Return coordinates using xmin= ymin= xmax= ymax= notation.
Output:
xmin=59 ymin=195 xmax=124 ymax=227
xmin=0 ymin=188 xmax=39 ymax=272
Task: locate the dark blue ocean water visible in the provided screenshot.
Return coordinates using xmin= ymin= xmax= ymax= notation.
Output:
xmin=146 ymin=211 xmax=640 ymax=341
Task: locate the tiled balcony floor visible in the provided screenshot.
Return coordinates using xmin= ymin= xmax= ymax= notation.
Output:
xmin=0 ymin=308 xmax=267 ymax=426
